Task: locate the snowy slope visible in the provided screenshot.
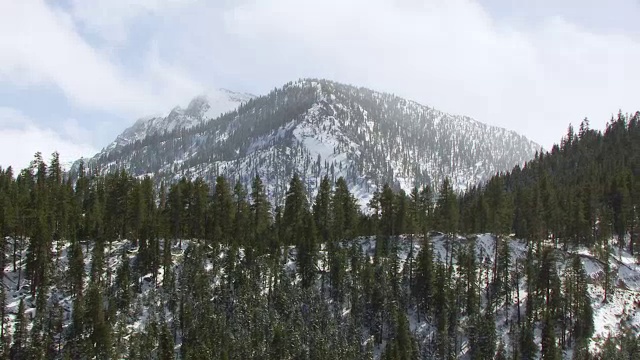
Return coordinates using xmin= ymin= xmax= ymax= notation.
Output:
xmin=3 ymin=234 xmax=637 ymax=359
xmin=575 ymin=246 xmax=640 ymax=352
xmin=356 ymin=234 xmax=640 ymax=358
xmin=84 ymin=79 xmax=541 ymax=208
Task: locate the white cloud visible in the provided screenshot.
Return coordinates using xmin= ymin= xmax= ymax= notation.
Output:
xmin=0 ymin=0 xmax=202 ymax=119
xmin=0 ymin=108 xmax=96 ymax=170
xmin=221 ymin=0 xmax=640 ymax=148
xmin=69 ymin=0 xmax=196 ymax=45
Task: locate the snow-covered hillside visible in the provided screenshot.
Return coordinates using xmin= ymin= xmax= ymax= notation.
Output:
xmin=355 ymin=234 xmax=640 ymax=358
xmin=84 ymin=79 xmax=541 ymax=208
xmin=2 ymin=234 xmax=637 ymax=359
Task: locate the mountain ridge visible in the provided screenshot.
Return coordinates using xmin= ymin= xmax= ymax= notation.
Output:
xmin=83 ymin=79 xmax=541 ymax=207
xmin=104 ymin=89 xmax=255 ymax=152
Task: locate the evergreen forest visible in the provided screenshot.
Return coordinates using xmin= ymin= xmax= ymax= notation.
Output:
xmin=0 ymin=112 xmax=639 ymax=359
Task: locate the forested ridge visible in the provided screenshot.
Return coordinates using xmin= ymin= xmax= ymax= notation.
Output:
xmin=0 ymin=112 xmax=639 ymax=359
xmin=85 ymin=79 xmax=539 ymax=206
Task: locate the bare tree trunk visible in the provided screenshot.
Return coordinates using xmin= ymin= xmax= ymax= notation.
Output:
xmin=12 ymin=236 xmax=16 ymax=272
xmin=16 ymin=236 xmax=23 ymax=292
xmin=515 ymin=258 xmax=521 ymax=327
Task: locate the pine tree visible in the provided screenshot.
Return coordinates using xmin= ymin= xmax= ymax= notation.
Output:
xmin=599 ymin=335 xmax=618 ymax=360
xmin=629 ymin=177 xmax=640 ymax=255
xmin=610 ymin=171 xmax=631 ymax=248
xmin=469 ymin=307 xmax=497 ymax=360
xmin=283 ymin=174 xmax=309 ymax=246
xmin=435 ymin=178 xmax=458 ymax=237
xmin=0 ymin=230 xmax=8 ymax=356
xmin=433 ymin=263 xmax=449 ymax=359
xmin=602 ymin=240 xmax=614 ymax=303
xmin=414 ymin=242 xmax=434 ymax=319
xmin=487 ymin=176 xmax=511 ymax=235
xmin=10 ymin=299 xmax=26 ymax=360
xmin=570 ymin=256 xmax=594 ymax=343
xmin=540 ymin=172 xmax=559 ymax=247
xmin=379 ymin=183 xmax=396 ymax=238
xmin=158 ymin=320 xmax=174 ymax=360
xmin=382 ymin=310 xmax=418 ymax=360
xmin=232 ymin=182 xmax=250 ymax=247
xmin=67 ymin=294 xmax=86 ymax=359
xmin=496 ymin=237 xmax=511 ymax=316
xmin=409 ymin=186 xmax=421 ymax=235
xmin=541 ymin=311 xmax=560 ymax=360
xmin=328 ymin=241 xmax=346 ymax=302
xmin=212 ymin=176 xmax=234 ymax=245
xmin=519 ymin=321 xmax=537 ymax=360
xmin=394 ymin=190 xmax=408 ymax=237
xmin=571 ymin=339 xmax=592 ymax=360
xmin=85 ymin=282 xmax=112 ymax=359
xmin=495 ymin=340 xmax=507 ymax=360
xmin=115 ymin=250 xmax=132 ymax=311
xmin=332 ymin=177 xmax=358 ymax=241
xmin=419 ymin=184 xmax=434 ymax=235
xmin=458 ymin=240 xmax=478 ymax=317
xmin=190 ymin=177 xmax=208 ymax=240
xmin=368 ymin=189 xmax=382 ymax=236
xmin=298 ymin=211 xmax=317 ymax=289
xmin=250 ymin=175 xmax=271 ymax=252
xmin=313 ymin=176 xmax=332 ymax=243
xmin=167 ymin=182 xmax=183 ymax=244
xmin=26 ymin=204 xmax=51 ymax=297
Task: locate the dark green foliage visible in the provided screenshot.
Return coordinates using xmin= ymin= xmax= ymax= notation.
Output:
xmin=10 ymin=299 xmax=25 ymax=360
xmin=298 ymin=211 xmax=318 ymax=288
xmin=599 ymin=335 xmax=618 ymax=360
xmin=380 ymin=183 xmax=396 ymax=237
xmin=541 ymin=312 xmax=560 ymax=360
xmin=381 ymin=310 xmax=419 ymax=360
xmin=249 ymin=175 xmax=271 ymax=252
xmin=495 ymin=340 xmax=507 ymax=360
xmin=591 ymin=328 xmax=639 ymax=360
xmin=331 ymin=177 xmax=359 ymax=241
xmin=233 ymin=182 xmax=250 ymax=249
xmin=435 ymin=178 xmax=458 ymax=237
xmin=566 ymin=256 xmax=594 ymax=345
xmin=212 ymin=176 xmax=234 ymax=245
xmin=468 ymin=307 xmax=497 ymax=360
xmin=413 ymin=241 xmax=434 ymax=318
xmin=283 ymin=173 xmax=309 ymax=245
xmin=85 ymin=282 xmax=112 ymax=359
xmin=519 ymin=321 xmax=537 ymax=360
xmin=313 ymin=175 xmax=332 ymax=243
xmin=158 ymin=320 xmax=174 ymax=360
xmin=433 ymin=263 xmax=450 ymax=359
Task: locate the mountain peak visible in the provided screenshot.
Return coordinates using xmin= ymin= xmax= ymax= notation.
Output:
xmin=184 ymin=96 xmax=209 ymax=119
xmin=89 ymin=79 xmax=540 ymax=208
xmin=105 ymin=89 xmax=254 ymax=151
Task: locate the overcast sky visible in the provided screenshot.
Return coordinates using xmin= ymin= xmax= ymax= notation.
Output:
xmin=1 ymin=0 xmax=639 ymax=170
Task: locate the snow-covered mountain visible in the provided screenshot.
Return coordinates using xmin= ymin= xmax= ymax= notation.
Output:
xmin=105 ymin=89 xmax=255 ymax=151
xmin=86 ymin=79 xmax=541 ymax=206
